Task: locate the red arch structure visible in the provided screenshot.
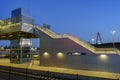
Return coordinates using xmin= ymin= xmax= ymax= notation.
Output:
xmin=96 ymin=32 xmax=103 ymax=44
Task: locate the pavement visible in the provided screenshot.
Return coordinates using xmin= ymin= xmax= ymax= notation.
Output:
xmin=0 ymin=59 xmax=120 ymax=79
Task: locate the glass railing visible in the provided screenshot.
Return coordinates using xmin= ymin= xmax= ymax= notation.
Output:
xmin=35 ymin=26 xmax=61 ymax=38
xmin=60 ymin=34 xmax=96 ymax=52
xmin=35 ymin=25 xmax=120 ymax=54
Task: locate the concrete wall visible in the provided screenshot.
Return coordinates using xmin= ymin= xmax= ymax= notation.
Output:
xmin=35 ymin=29 xmax=120 ymax=73
xmin=37 ymin=29 xmax=93 ymax=55
xmin=40 ymin=54 xmax=120 ymax=73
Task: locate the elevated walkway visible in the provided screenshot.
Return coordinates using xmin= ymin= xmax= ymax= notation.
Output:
xmin=0 ymin=19 xmax=120 ymax=54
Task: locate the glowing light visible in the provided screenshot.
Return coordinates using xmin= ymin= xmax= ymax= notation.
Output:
xmin=72 ymin=52 xmax=80 ymax=55
xmin=31 ymin=48 xmax=34 ymax=50
xmin=57 ymin=52 xmax=64 ymax=58
xmin=111 ymin=30 xmax=116 ymax=35
xmin=21 ymin=39 xmax=31 ymax=46
xmin=91 ymin=38 xmax=95 ymax=44
xmin=43 ymin=52 xmax=49 ymax=57
xmin=33 ymin=55 xmax=39 ymax=58
xmin=44 ymin=52 xmax=49 ymax=55
xmin=99 ymin=54 xmax=108 ymax=60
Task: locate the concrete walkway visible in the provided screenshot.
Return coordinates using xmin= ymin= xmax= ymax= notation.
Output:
xmin=0 ymin=59 xmax=120 ymax=79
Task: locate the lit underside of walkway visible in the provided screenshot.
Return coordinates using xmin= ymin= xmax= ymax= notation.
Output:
xmin=0 ymin=59 xmax=119 ymax=79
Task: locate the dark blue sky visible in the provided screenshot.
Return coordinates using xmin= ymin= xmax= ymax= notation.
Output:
xmin=1 ymin=0 xmax=120 ymax=46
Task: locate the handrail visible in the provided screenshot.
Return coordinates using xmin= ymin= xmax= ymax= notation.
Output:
xmin=63 ymin=34 xmax=96 ymax=52
xmin=35 ymin=26 xmax=61 ymax=38
xmin=35 ymin=26 xmax=120 ymax=54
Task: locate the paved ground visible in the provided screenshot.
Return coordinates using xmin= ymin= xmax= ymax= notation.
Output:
xmin=0 ymin=78 xmax=5 ymax=80
xmin=0 ymin=59 xmax=120 ymax=79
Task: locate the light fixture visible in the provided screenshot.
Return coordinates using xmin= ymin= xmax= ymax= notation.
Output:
xmin=43 ymin=52 xmax=49 ymax=58
xmin=99 ymin=54 xmax=108 ymax=60
xmin=57 ymin=52 xmax=64 ymax=58
xmin=44 ymin=52 xmax=49 ymax=55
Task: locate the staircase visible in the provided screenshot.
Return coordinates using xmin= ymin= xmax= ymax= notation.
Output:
xmin=35 ymin=26 xmax=120 ymax=54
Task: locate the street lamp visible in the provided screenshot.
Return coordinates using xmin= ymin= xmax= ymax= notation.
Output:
xmin=91 ymin=38 xmax=95 ymax=44
xmin=111 ymin=30 xmax=116 ymax=53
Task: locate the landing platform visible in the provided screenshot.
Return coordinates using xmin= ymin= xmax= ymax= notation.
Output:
xmin=0 ymin=59 xmax=119 ymax=80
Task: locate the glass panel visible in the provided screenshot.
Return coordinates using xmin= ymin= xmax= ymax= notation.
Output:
xmin=10 ymin=38 xmax=32 ymax=63
xmin=11 ymin=8 xmax=22 ymax=17
xmin=22 ymin=25 xmax=33 ymax=33
xmin=22 ymin=9 xmax=31 ymax=17
xmin=22 ymin=16 xmax=34 ymax=24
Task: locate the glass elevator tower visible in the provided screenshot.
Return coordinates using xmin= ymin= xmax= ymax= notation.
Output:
xmin=10 ymin=8 xmax=35 ymax=63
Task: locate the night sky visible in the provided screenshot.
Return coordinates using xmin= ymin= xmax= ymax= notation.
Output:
xmin=1 ymin=0 xmax=120 ymax=47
